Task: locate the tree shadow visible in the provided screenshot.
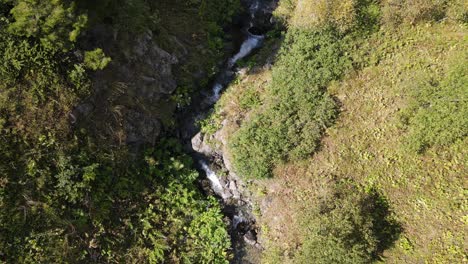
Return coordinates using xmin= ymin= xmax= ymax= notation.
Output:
xmin=361 ymin=187 xmax=404 ymax=260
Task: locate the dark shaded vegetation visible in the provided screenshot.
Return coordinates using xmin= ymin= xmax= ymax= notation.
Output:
xmin=0 ymin=0 xmax=238 ymax=262
xmin=0 ymin=136 xmax=230 ymax=262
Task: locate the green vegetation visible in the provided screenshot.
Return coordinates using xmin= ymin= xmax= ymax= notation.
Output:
xmin=6 ymin=0 xmax=88 ymax=50
xmin=130 ymin=139 xmax=230 ymax=263
xmin=381 ymin=0 xmax=467 ymax=26
xmin=297 ymin=182 xmax=401 ymax=264
xmin=1 ymin=0 xmax=466 ymax=262
xmin=204 ymin=0 xmax=467 ymax=263
xmin=291 ymin=0 xmax=381 ymax=33
xmin=229 ymin=29 xmax=349 ymax=178
xmin=200 ymin=110 xmax=223 ymax=135
xmin=227 ymin=0 xmax=386 ymax=179
xmin=0 ymin=136 xmax=230 ymax=262
xmin=0 ymin=1 xmax=92 ymax=140
xmin=1 ymin=0 xmax=238 ymax=262
xmin=84 ymin=48 xmax=112 ymax=70
xmin=401 ymin=53 xmax=468 ymax=153
xmin=156 ymin=0 xmax=241 ymax=106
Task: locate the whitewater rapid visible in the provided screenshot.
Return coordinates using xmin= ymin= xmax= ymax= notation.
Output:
xmin=228 ymin=33 xmax=264 ymax=68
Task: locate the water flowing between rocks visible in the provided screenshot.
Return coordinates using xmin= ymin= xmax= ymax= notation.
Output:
xmin=177 ymin=0 xmax=276 ymax=262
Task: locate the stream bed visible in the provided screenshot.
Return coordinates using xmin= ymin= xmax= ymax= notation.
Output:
xmin=177 ymin=0 xmax=277 ymax=262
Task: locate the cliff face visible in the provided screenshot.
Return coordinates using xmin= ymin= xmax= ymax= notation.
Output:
xmin=74 ymin=26 xmax=178 ymax=145
xmin=73 ymin=3 xmax=237 ymax=146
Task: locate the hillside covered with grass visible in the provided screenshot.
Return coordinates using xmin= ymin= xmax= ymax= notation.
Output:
xmin=0 ymin=0 xmax=466 ymax=263
xmin=203 ymin=0 xmax=467 ymax=262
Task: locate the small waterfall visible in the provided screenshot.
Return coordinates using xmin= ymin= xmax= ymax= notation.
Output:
xmin=233 ymin=214 xmax=245 ymax=229
xmin=203 ymin=31 xmax=264 ymax=189
xmin=228 ymin=32 xmax=264 ymax=68
xmin=198 ymin=25 xmax=265 ymax=259
xmin=250 ymin=0 xmax=260 ymax=15
xmin=199 ymin=160 xmax=225 ymax=197
xmin=209 ymin=83 xmax=224 ymax=104
xmin=206 ymin=30 xmax=263 ymax=105
xmin=181 ymin=0 xmax=276 ymax=261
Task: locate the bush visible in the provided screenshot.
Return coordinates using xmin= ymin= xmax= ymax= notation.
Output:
xmin=84 ymin=48 xmax=112 ymax=70
xmin=126 ymin=139 xmax=231 ymax=263
xmin=229 ymin=29 xmax=351 ymax=178
xmin=0 ymin=1 xmax=233 ymax=261
xmin=0 ymin=137 xmax=231 ymax=263
xmin=446 ymin=0 xmax=468 ymax=24
xmin=293 ymin=0 xmax=357 ymax=32
xmin=296 ymin=182 xmax=402 ymax=263
xmin=8 ymin=0 xmax=87 ymax=51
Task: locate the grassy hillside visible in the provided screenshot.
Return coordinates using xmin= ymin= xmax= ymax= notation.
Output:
xmin=204 ymin=0 xmax=467 ymax=262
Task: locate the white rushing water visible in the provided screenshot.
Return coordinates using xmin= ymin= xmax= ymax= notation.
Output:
xmin=199 ymin=160 xmax=225 ymax=197
xmin=192 ymin=1 xmax=270 ymax=257
xmin=209 ymin=83 xmax=224 ymax=103
xmin=228 ymin=33 xmax=264 ymax=68
xmin=207 ymin=29 xmax=264 ymax=104
xmin=233 ymin=214 xmax=245 ymax=229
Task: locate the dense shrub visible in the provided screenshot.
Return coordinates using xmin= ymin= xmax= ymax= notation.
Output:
xmin=7 ymin=0 xmax=87 ymax=51
xmin=0 ymin=137 xmax=230 ymax=263
xmin=126 ymin=139 xmax=231 ymax=263
xmin=296 ymin=182 xmax=402 ymax=263
xmin=84 ymin=48 xmax=112 ymax=70
xmin=229 ymin=29 xmax=351 ymax=178
xmin=446 ymin=0 xmax=468 ymax=24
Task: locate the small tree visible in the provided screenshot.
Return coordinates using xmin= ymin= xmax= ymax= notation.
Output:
xmin=297 ymin=182 xmax=402 ymax=263
xmin=84 ymin=48 xmax=112 ymax=70
xmin=8 ymin=0 xmax=88 ymax=50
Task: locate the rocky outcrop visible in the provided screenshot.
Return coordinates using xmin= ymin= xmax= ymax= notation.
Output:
xmin=74 ymin=25 xmax=180 ymax=144
xmin=122 ymin=30 xmax=178 ymax=96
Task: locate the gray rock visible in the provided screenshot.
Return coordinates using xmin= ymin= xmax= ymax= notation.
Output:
xmin=191 ymin=132 xmax=214 ymax=156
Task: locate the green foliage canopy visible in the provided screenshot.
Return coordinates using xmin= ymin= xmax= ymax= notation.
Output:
xmin=296 ymin=182 xmax=402 ymax=263
xmin=6 ymin=0 xmax=87 ymax=50
xmin=229 ymin=29 xmax=351 ymax=178
xmin=0 ymin=0 xmax=234 ymax=262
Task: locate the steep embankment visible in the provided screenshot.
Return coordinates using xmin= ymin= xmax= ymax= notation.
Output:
xmin=179 ymin=1 xmax=279 ymax=263
xmin=75 ymin=0 xmax=242 ymax=146
xmin=201 ymin=0 xmax=467 ymax=263
xmin=0 ymin=0 xmax=241 ymax=262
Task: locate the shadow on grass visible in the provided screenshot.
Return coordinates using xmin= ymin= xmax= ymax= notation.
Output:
xmin=363 ymin=187 xmax=404 ymax=260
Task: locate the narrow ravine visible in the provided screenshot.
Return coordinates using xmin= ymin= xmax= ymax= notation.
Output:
xmin=177 ymin=0 xmax=276 ymax=262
